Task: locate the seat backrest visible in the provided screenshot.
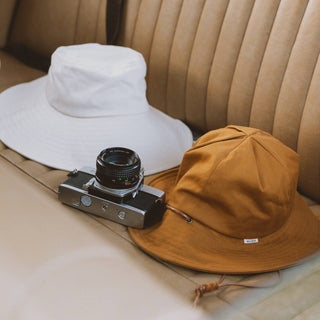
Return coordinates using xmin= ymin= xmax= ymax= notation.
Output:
xmin=8 ymin=0 xmax=106 ymax=58
xmin=0 ymin=0 xmax=17 ymax=48
xmin=118 ymin=0 xmax=320 ymax=203
xmin=4 ymin=0 xmax=320 ymax=202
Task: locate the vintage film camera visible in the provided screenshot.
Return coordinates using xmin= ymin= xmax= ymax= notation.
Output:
xmin=58 ymin=148 xmax=165 ymax=228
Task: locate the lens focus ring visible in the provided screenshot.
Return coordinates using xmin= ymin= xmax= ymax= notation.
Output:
xmin=95 ymin=147 xmax=141 ymax=189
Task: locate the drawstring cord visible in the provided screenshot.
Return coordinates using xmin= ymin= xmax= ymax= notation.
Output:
xmin=164 ymin=202 xmax=282 ymax=307
xmin=193 ymin=271 xmax=282 ymax=306
xmin=165 ymin=203 xmax=193 ymax=223
xmin=194 ymin=274 xmax=226 ymax=306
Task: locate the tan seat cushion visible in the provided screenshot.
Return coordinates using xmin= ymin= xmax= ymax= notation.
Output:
xmin=0 ymin=155 xmax=206 ymax=320
xmin=1 ymin=141 xmax=320 ymax=318
xmin=0 ymin=50 xmax=45 ymax=93
xmin=1 ymin=0 xmax=319 ymax=317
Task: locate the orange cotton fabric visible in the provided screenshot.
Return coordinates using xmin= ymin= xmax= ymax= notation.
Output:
xmin=129 ymin=126 xmax=320 ymax=274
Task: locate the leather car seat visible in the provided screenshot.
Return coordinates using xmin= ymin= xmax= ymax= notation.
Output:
xmin=1 ymin=0 xmax=320 ymax=318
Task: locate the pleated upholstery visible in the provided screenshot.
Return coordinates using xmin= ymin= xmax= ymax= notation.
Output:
xmin=118 ymin=0 xmax=320 ymax=202
xmin=8 ymin=0 xmax=106 ymax=58
xmin=249 ymin=0 xmax=309 ymax=133
xmin=0 ymin=0 xmax=17 ymax=48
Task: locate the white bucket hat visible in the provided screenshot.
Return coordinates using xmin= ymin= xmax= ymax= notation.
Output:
xmin=0 ymin=44 xmax=193 ymax=174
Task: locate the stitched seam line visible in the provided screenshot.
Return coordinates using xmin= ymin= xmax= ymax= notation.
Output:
xmin=225 ymin=0 xmax=255 ymax=125
xmin=146 ymin=0 xmax=163 ymax=83
xmin=295 ymin=51 xmax=320 ymax=151
xmin=130 ymin=0 xmax=143 ymax=47
xmin=186 ymin=134 xmax=251 ymax=230
xmin=183 ymin=0 xmax=207 ymax=122
xmin=271 ymin=0 xmax=309 ymax=135
xmin=248 ymin=0 xmax=282 ymax=125
xmin=204 ymin=0 xmax=230 ymax=130
xmin=94 ymin=0 xmax=104 ymax=42
xmin=73 ymin=0 xmax=82 ymax=43
xmin=0 ymin=152 xmax=58 ymax=193
xmin=164 ymin=0 xmax=184 ymax=114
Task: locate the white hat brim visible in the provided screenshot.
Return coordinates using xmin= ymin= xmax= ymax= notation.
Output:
xmin=0 ymin=76 xmax=193 ymax=175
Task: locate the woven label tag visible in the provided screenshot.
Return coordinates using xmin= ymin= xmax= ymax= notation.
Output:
xmin=243 ymin=238 xmax=259 ymax=244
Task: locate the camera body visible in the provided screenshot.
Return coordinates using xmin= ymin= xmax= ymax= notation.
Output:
xmin=58 ymin=148 xmax=166 ymax=229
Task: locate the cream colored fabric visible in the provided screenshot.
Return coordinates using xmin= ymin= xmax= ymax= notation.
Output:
xmin=0 ymin=156 xmax=205 ymax=320
xmin=0 ymin=0 xmax=17 ymax=48
xmin=1 ymin=0 xmax=320 ymax=316
xmin=8 ymin=0 xmax=106 ymax=58
xmin=118 ymin=0 xmax=320 ymax=202
xmin=1 ymin=136 xmax=320 ymax=318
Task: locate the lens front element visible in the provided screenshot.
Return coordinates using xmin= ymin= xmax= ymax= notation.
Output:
xmin=96 ymin=148 xmax=141 ymax=189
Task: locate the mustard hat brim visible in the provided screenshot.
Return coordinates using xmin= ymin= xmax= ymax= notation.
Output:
xmin=129 ymin=169 xmax=320 ymax=274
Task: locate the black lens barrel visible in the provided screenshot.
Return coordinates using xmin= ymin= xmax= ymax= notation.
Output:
xmin=96 ymin=147 xmax=141 ymax=189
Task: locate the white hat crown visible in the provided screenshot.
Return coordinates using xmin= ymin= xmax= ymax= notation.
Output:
xmin=46 ymin=44 xmax=150 ymax=118
xmin=0 ymin=44 xmax=193 ymax=174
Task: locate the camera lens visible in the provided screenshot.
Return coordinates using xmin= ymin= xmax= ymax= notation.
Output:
xmin=96 ymin=147 xmax=141 ymax=189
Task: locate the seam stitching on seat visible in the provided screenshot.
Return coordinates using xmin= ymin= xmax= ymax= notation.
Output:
xmin=165 ymin=0 xmax=184 ymax=114
xmin=248 ymin=0 xmax=282 ymax=126
xmin=146 ymin=0 xmax=163 ymax=83
xmin=130 ymin=0 xmax=143 ymax=47
xmin=0 ymin=153 xmax=57 ymax=193
xmin=184 ymin=0 xmax=207 ymax=123
xmin=271 ymin=1 xmax=309 ymax=136
xmin=204 ymin=0 xmax=231 ymax=131
xmin=73 ymin=0 xmax=82 ymax=43
xmin=296 ymin=51 xmax=320 ymax=152
xmin=225 ymin=0 xmax=256 ymax=126
xmin=94 ymin=0 xmax=104 ymax=42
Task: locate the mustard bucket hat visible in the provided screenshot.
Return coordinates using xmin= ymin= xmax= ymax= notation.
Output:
xmin=129 ymin=125 xmax=320 ymax=274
